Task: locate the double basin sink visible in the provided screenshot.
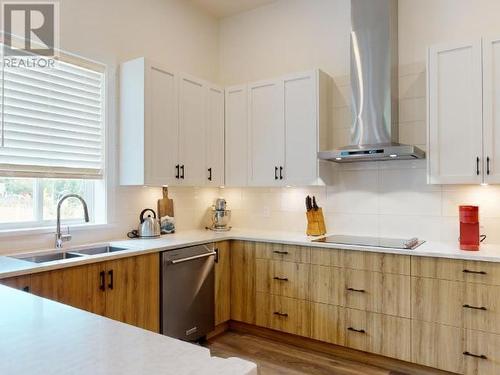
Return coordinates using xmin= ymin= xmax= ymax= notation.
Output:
xmin=14 ymin=245 xmax=129 ymax=264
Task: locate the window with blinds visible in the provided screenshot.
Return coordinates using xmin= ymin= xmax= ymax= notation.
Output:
xmin=0 ymin=58 xmax=105 ymax=179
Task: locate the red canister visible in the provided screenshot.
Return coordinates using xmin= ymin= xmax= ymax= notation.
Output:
xmin=459 ymin=206 xmax=480 ymax=251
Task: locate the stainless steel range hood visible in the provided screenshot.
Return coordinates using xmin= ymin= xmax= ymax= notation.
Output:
xmin=318 ymin=0 xmax=425 ymax=163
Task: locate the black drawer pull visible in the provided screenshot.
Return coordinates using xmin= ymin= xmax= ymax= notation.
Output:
xmin=463 ymin=269 xmax=487 ymax=275
xmin=175 ymin=164 xmax=180 ymax=179
xmin=476 ymin=157 xmax=480 ymax=176
xmin=463 ymin=351 xmax=487 ymax=360
xmin=180 ymin=165 xmax=185 ymax=179
xmin=348 ymin=327 xmax=366 ymax=334
xmin=273 ymin=312 xmax=288 ymax=317
xmin=208 ymin=167 xmax=212 ymax=181
xmin=108 ymin=270 xmax=114 ymax=290
xmin=273 ymin=276 xmax=289 ymax=282
xmin=274 ymin=166 xmax=279 ymax=180
xmin=463 ymin=304 xmax=487 ymax=311
xmin=347 ymin=287 xmax=366 ymax=293
xmin=99 ymin=271 xmax=105 ymax=291
xmin=487 ymin=156 xmax=491 ymax=175
xmin=273 ymin=251 xmax=289 ymax=255
xmin=279 ymin=166 xmax=284 ymax=180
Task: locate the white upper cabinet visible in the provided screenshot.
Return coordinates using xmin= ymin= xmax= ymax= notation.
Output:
xmin=483 ymin=36 xmax=500 ymax=184
xmin=120 ymin=58 xmax=179 ymax=186
xmin=248 ymin=79 xmax=285 ymax=186
xmin=205 ymin=85 xmax=225 ymax=186
xmin=283 ymin=71 xmax=319 ymax=186
xmin=428 ymin=41 xmax=483 ymax=184
xmin=225 ymin=85 xmax=248 ymax=186
xmin=178 ymin=74 xmax=207 ymax=186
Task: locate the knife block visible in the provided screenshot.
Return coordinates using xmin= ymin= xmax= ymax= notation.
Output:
xmin=306 ymin=208 xmax=326 ymax=236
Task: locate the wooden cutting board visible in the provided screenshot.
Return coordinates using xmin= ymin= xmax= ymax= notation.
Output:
xmin=157 ymin=187 xmax=174 ymax=219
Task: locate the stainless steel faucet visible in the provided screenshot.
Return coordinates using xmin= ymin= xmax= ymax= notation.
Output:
xmin=55 ymin=194 xmax=90 ymax=248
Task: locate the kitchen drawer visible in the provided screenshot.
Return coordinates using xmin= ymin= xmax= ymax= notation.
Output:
xmin=256 ymin=259 xmax=310 ymax=300
xmin=411 ymin=320 xmax=464 ymax=374
xmin=344 ymin=250 xmax=410 ymax=275
xmin=345 ymin=308 xmax=411 ymax=362
xmin=311 ymin=303 xmax=345 ymax=345
xmin=345 ymin=269 xmax=410 ymax=318
xmin=309 ymin=265 xmax=344 ymax=306
xmin=256 ymin=292 xmax=311 ymax=337
xmin=255 ymin=242 xmax=310 ymax=263
xmin=310 ymin=247 xmax=342 ymax=267
xmin=412 ymin=256 xmax=500 ymax=285
xmin=411 ymin=277 xmax=463 ymax=326
xmin=463 ymin=283 xmax=500 ymax=334
xmin=464 ymin=329 xmax=500 ymax=375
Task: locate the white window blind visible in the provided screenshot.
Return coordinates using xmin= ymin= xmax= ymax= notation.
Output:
xmin=0 ymin=58 xmax=105 ymax=179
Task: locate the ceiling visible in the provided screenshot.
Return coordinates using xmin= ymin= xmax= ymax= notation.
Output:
xmin=191 ymin=0 xmax=276 ymax=18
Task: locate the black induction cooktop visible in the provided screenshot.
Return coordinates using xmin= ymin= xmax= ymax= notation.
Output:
xmin=313 ymin=235 xmax=425 ymax=250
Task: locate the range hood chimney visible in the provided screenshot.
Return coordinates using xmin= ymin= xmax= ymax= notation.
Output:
xmin=318 ymin=0 xmax=425 ymax=163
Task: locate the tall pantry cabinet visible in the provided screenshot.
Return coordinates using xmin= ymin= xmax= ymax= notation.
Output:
xmin=120 ymin=58 xmax=224 ymax=186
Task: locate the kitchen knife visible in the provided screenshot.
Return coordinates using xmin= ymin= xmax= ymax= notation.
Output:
xmin=305 ymin=196 xmax=312 ymax=211
xmin=312 ymin=196 xmax=319 ymax=210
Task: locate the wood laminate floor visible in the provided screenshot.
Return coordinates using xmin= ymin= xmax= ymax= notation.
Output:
xmin=206 ymin=331 xmax=410 ymax=375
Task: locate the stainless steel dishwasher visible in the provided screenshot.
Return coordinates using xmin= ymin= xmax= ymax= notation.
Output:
xmin=161 ymin=243 xmax=216 ymax=342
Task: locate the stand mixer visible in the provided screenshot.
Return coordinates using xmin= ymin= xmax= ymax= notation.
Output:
xmin=208 ymin=198 xmax=231 ymax=231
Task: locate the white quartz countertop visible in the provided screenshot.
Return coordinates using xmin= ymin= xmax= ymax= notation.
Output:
xmin=3 ymin=228 xmax=500 ymax=279
xmin=0 ymin=285 xmax=256 ymax=375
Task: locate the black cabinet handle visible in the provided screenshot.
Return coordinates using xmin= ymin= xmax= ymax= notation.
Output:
xmin=214 ymin=248 xmax=219 ymax=263
xmin=208 ymin=168 xmax=212 ymax=181
xmin=180 ymin=165 xmax=185 ymax=179
xmin=273 ymin=276 xmax=289 ymax=282
xmin=279 ymin=166 xmax=284 ymax=180
xmin=175 ymin=164 xmax=180 ymax=179
xmin=273 ymin=250 xmax=289 ymax=255
xmin=22 ymin=286 xmax=30 ymax=292
xmin=108 ymin=270 xmax=114 ymax=290
xmin=274 ymin=166 xmax=278 ymax=180
xmin=273 ymin=312 xmax=288 ymax=317
xmin=463 ymin=269 xmax=487 ymax=275
xmin=463 ymin=304 xmax=487 ymax=311
xmin=99 ymin=271 xmax=105 ymax=291
xmin=487 ymin=157 xmax=491 ymax=175
xmin=476 ymin=157 xmax=480 ymax=175
xmin=347 ymin=287 xmax=366 ymax=293
xmin=463 ymin=351 xmax=487 ymax=360
xmin=348 ymin=327 xmax=366 ymax=334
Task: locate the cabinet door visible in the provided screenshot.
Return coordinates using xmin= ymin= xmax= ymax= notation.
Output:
xmin=230 ymin=241 xmax=256 ymax=324
xmin=0 ymin=275 xmax=31 ymax=292
xmin=248 ymin=80 xmax=285 ymax=186
xmin=178 ymin=74 xmax=206 ymax=186
xmin=428 ymin=41 xmax=483 ymax=184
xmin=105 ymin=254 xmax=160 ymax=332
xmin=283 ymin=71 xmax=318 ymax=185
xmin=30 ymin=263 xmax=106 ymax=316
xmin=145 ymin=63 xmax=179 ymax=186
xmin=483 ymin=37 xmax=500 ymax=184
xmin=225 ymin=85 xmax=248 ymax=186
xmin=205 ymin=85 xmax=225 ymax=186
xmin=215 ymin=241 xmax=231 ymax=325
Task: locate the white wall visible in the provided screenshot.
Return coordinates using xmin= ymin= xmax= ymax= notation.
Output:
xmin=218 ymin=0 xmax=500 ymax=244
xmin=0 ymin=0 xmax=221 ymax=254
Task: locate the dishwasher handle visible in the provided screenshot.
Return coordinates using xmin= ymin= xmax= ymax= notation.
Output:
xmin=169 ymin=251 xmax=217 ymax=265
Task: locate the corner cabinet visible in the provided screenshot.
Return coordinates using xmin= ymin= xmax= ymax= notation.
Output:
xmin=120 ymin=58 xmax=224 ymax=187
xmin=428 ymin=37 xmax=500 ymax=184
xmin=226 ymin=69 xmax=334 ymax=187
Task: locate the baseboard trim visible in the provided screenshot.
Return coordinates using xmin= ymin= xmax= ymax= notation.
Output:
xmin=228 ymin=321 xmax=453 ymax=375
xmin=207 ymin=321 xmax=230 ymax=340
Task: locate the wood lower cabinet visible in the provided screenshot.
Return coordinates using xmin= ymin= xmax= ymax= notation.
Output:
xmin=311 ymin=302 xmax=345 ymax=345
xmin=309 ymin=264 xmax=344 ymax=306
xmin=256 ymin=292 xmax=311 ymax=337
xmin=344 ymin=250 xmax=410 ymax=275
xmin=464 ymin=329 xmax=500 ymax=375
xmin=31 ymin=262 xmax=106 ymax=315
xmin=215 ymin=241 xmax=231 ymax=325
xmin=28 ymin=253 xmax=159 ymax=333
xmin=104 ymin=254 xmax=159 ymax=332
xmin=256 ymin=258 xmax=310 ymax=300
xmin=345 ymin=308 xmax=411 ymax=362
xmin=230 ymin=241 xmax=257 ymax=324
